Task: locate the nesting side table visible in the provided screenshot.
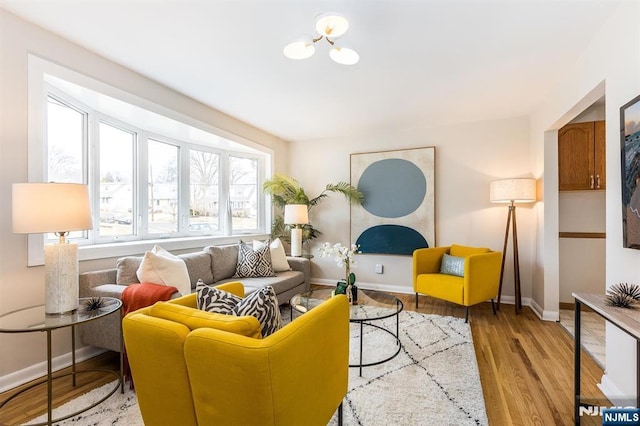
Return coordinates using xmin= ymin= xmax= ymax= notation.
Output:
xmin=0 ymin=297 xmax=123 ymax=426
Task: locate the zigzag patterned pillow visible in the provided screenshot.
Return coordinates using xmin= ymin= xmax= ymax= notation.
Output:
xmin=196 ymin=281 xmax=242 ymax=313
xmin=234 ymin=241 xmax=275 ymax=278
xmin=233 ymin=286 xmax=282 ymax=337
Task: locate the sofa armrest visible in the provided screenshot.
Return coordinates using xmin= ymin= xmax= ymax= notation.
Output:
xmin=79 ymin=269 xmax=117 ymax=297
xmin=412 ymin=247 xmax=450 ymax=288
xmin=286 ymin=256 xmax=311 ymax=290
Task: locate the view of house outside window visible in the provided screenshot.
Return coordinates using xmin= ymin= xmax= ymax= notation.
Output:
xmin=41 ymin=75 xmax=268 ymax=249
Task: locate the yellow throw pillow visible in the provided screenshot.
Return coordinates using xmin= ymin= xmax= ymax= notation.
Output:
xmin=149 ymin=301 xmax=262 ymax=339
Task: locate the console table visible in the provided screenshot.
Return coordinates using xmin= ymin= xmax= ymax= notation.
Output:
xmin=573 ymin=292 xmax=640 ymax=425
xmin=0 ymin=297 xmax=123 ymax=426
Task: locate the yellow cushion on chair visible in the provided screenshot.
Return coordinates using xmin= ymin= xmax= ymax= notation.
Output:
xmin=149 ymin=301 xmax=262 ymax=338
xmin=416 ymin=273 xmax=464 ymax=305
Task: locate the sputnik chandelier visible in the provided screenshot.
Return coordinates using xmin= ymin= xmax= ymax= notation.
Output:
xmin=283 ymin=12 xmax=359 ymax=65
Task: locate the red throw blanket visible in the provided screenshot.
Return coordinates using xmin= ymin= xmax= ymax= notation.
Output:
xmin=122 ymin=283 xmax=178 ymax=389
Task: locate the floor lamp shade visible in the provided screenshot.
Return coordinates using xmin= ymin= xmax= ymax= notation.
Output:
xmin=12 ymin=183 xmax=93 ymax=315
xmin=489 ymin=178 xmax=536 ymax=203
xmin=284 ymin=204 xmax=309 ymax=257
xmin=489 ymin=178 xmax=536 ymax=314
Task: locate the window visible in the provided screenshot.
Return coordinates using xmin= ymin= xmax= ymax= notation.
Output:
xmin=33 ymin=64 xmax=269 ymax=258
xmin=98 ymin=121 xmax=136 ymax=238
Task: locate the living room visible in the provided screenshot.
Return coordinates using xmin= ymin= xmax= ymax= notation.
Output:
xmin=1 ymin=1 xmax=640 ymax=424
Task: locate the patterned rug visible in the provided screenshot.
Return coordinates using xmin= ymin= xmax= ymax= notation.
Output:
xmin=28 ymin=311 xmax=487 ymax=425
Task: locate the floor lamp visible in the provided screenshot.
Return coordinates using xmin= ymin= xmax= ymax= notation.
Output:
xmin=490 ymin=178 xmax=536 ymax=314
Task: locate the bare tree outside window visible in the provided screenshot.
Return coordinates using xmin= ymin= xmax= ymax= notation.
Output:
xmin=230 ymin=156 xmax=258 ymax=230
xmin=189 ymin=150 xmax=220 ymax=233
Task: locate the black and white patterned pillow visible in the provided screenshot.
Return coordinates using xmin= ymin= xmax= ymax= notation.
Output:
xmin=233 ymin=241 xmax=275 ymax=278
xmin=233 ymin=286 xmax=282 ymax=337
xmin=196 ymin=281 xmax=242 ymax=313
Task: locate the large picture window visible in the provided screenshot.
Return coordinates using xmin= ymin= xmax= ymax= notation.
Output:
xmin=35 ymin=69 xmax=268 ymax=256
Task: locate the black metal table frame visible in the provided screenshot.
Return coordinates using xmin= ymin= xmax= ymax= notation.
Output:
xmin=291 ymin=293 xmax=404 ymax=377
xmin=574 ymin=298 xmax=640 ymax=425
xmin=0 ymin=299 xmax=123 ymax=426
xmin=351 ymin=300 xmax=403 ymax=376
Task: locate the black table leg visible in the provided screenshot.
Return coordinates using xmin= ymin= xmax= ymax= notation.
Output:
xmin=575 ymin=299 xmax=581 ymax=425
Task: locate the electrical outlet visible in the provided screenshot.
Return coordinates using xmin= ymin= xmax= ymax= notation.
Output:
xmin=375 ymin=264 xmax=383 ymax=274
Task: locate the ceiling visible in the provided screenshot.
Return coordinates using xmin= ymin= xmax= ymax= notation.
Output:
xmin=1 ymin=0 xmax=621 ymax=143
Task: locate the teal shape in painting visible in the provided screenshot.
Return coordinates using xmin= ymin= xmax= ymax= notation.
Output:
xmin=356 ymin=225 xmax=428 ymax=255
xmin=359 ymin=158 xmax=426 ymax=218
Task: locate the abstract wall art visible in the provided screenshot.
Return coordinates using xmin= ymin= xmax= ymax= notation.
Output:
xmin=620 ymin=93 xmax=640 ymax=249
xmin=350 ymin=147 xmax=435 ymax=255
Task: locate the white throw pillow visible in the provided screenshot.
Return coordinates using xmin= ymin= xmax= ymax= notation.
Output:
xmin=136 ymin=245 xmax=191 ymax=296
xmin=254 ymin=238 xmax=290 ymax=272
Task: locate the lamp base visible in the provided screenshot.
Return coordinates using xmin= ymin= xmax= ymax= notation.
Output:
xmin=44 ymin=242 xmax=79 ymax=315
xmin=290 ymin=228 xmax=303 ymax=257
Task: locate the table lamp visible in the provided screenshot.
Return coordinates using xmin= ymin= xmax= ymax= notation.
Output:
xmin=489 ymin=178 xmax=536 ymax=314
xmin=12 ymin=183 xmax=93 ymax=315
xmin=284 ymin=204 xmax=309 ymax=257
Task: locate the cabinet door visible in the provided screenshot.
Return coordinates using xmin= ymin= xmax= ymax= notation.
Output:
xmin=558 ymin=122 xmax=595 ymax=191
xmin=594 ymin=120 xmax=605 ymax=190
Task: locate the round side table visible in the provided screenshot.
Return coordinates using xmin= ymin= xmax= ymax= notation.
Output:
xmin=0 ymin=297 xmax=123 ymax=426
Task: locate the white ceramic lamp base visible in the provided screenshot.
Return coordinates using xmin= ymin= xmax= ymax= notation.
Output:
xmin=44 ymin=242 xmax=79 ymax=315
xmin=290 ymin=228 xmax=303 ymax=257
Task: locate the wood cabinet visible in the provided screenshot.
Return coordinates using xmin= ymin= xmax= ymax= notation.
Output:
xmin=558 ymin=120 xmax=605 ymax=191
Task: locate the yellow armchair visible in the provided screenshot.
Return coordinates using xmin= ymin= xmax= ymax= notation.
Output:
xmin=123 ymin=282 xmax=350 ymax=426
xmin=413 ymin=244 xmax=502 ymax=322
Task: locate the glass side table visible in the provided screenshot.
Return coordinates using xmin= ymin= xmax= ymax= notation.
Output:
xmin=0 ymin=297 xmax=123 ymax=426
xmin=290 ymin=288 xmax=403 ymax=376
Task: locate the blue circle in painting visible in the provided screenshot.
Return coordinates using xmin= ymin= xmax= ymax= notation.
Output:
xmin=359 ymin=158 xmax=426 ymax=218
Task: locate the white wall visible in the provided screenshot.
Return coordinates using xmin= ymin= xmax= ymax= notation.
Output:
xmin=0 ymin=10 xmax=289 ymax=385
xmin=531 ymin=1 xmax=640 ymax=405
xmin=289 ymin=116 xmax=535 ymax=304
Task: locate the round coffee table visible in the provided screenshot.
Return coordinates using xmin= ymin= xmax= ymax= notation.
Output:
xmin=290 ymin=288 xmax=403 ymax=376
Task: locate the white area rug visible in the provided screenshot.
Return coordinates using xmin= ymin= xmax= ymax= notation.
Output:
xmin=559 ymin=309 xmax=606 ymax=368
xmin=29 ymin=311 xmax=487 ymax=425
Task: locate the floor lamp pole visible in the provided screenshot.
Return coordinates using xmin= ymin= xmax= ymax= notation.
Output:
xmin=496 ymin=201 xmax=522 ymax=314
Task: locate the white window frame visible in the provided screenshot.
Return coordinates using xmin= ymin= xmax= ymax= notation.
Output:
xmin=27 ymin=55 xmax=271 ymax=266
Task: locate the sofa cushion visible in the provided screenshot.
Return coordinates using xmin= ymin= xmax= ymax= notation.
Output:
xmin=216 ymin=270 xmax=305 ymax=300
xmin=179 ymin=251 xmax=214 ymax=288
xmin=137 ymin=245 xmax=191 ymax=296
xmin=450 ymin=244 xmax=490 ymax=258
xmin=149 ymin=301 xmax=261 ymax=338
xmin=233 ymin=286 xmax=282 ymax=337
xmin=234 ymin=241 xmax=275 ymax=278
xmin=196 ymin=281 xmax=243 ymax=313
xmin=440 ymin=253 xmax=465 ymax=277
xmin=206 ymin=244 xmax=239 ymax=282
xmin=254 ymin=238 xmax=290 ymax=272
xmin=116 ymin=257 xmax=142 ymax=285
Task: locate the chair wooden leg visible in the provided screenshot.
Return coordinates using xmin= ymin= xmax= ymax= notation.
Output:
xmin=415 ymin=293 xmax=419 ymax=310
xmin=465 ymin=306 xmax=469 ymax=323
xmin=338 ymin=402 xmax=343 ymax=426
xmin=491 ymin=299 xmax=497 ymax=315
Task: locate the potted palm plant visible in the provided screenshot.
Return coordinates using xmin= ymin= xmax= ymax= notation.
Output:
xmin=263 ymin=174 xmax=364 ymax=249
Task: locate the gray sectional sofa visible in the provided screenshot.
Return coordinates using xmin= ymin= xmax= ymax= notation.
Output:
xmin=78 ymin=244 xmax=311 ymax=352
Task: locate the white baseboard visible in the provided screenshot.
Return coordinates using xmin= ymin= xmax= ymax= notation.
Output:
xmin=0 ymin=346 xmax=106 ymax=393
xmin=599 ymin=373 xmax=637 ymax=407
xmin=311 ymin=279 xmax=560 ymax=321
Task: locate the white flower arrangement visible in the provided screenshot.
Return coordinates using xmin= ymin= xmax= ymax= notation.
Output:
xmin=318 ymin=242 xmax=360 ymax=285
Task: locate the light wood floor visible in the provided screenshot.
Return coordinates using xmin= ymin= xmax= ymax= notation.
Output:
xmin=0 ymin=290 xmax=608 ymax=425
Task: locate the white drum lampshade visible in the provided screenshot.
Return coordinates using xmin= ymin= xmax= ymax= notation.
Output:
xmin=489 ymin=178 xmax=536 ymax=204
xmin=284 ymin=204 xmax=309 ymax=257
xmin=12 ymin=183 xmax=93 ymax=315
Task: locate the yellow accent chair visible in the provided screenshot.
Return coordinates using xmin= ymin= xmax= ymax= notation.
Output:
xmin=123 ymin=282 xmax=350 ymax=426
xmin=413 ymin=244 xmax=502 ymax=322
